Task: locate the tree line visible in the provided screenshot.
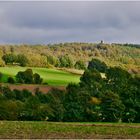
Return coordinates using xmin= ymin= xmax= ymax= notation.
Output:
xmin=0 ymin=59 xmax=139 ymax=122
xmin=1 ymin=53 xmax=86 ymax=70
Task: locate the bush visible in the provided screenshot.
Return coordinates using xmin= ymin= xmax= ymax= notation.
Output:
xmin=7 ymin=77 xmax=15 ymax=84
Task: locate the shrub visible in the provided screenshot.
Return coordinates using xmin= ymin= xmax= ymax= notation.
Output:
xmin=7 ymin=77 xmax=15 ymax=84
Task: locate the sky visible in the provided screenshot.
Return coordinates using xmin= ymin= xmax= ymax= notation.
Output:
xmin=0 ymin=1 xmax=140 ymax=44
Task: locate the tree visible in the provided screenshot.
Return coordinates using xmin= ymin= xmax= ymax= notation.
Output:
xmin=47 ymin=55 xmax=59 ymax=67
xmin=22 ymin=89 xmax=32 ymax=99
xmin=121 ymin=76 xmax=140 ymax=123
xmin=16 ymin=54 xmax=28 ymax=66
xmin=105 ymin=67 xmax=132 ymax=95
xmin=33 ymin=73 xmax=43 ymax=84
xmin=35 ymin=88 xmax=48 ymax=103
xmin=88 ymin=58 xmax=107 ymax=73
xmin=13 ymin=89 xmax=24 ymax=101
xmin=0 ymin=100 xmax=23 ymax=120
xmin=105 ymin=67 xmax=140 ymax=122
xmin=74 ymin=60 xmax=86 ymax=70
xmin=2 ymin=53 xmax=17 ymax=65
xmin=100 ymin=91 xmax=125 ymax=122
xmin=59 ymin=55 xmax=74 ymax=68
xmin=64 ymin=84 xmax=85 ymax=121
xmin=0 ymin=86 xmax=15 ymax=100
xmin=64 ymin=83 xmax=99 ymax=122
xmin=80 ymin=69 xmax=103 ymax=97
xmin=45 ymin=88 xmax=65 ymax=121
xmin=7 ymin=77 xmax=15 ymax=84
xmin=15 ymin=71 xmax=25 ymax=83
xmin=19 ymin=96 xmax=42 ymax=121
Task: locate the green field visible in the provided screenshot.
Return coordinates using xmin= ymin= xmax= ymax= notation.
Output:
xmin=0 ymin=121 xmax=139 ymax=139
xmin=0 ymin=67 xmax=80 ymax=86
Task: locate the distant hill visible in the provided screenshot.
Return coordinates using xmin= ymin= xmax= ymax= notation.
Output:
xmin=0 ymin=42 xmax=140 ymax=74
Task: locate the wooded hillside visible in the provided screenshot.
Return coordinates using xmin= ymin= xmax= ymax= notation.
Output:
xmin=0 ymin=42 xmax=140 ymax=74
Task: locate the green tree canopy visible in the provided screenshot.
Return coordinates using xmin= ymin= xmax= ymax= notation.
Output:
xmin=88 ymin=58 xmax=107 ymax=72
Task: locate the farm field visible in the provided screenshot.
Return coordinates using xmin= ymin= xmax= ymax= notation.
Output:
xmin=0 ymin=67 xmax=81 ymax=86
xmin=0 ymin=121 xmax=140 ymax=139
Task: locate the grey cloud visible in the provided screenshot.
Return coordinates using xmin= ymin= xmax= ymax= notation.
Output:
xmin=0 ymin=1 xmax=140 ymax=44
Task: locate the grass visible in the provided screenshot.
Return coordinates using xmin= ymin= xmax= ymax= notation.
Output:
xmin=0 ymin=121 xmax=139 ymax=139
xmin=0 ymin=67 xmax=80 ymax=86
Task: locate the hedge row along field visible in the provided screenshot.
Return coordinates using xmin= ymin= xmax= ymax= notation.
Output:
xmin=0 ymin=67 xmax=80 ymax=86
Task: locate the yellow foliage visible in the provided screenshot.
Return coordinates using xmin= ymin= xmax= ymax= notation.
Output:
xmin=90 ymin=97 xmax=101 ymax=105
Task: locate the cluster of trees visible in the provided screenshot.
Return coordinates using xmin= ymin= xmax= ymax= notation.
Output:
xmin=0 ymin=43 xmax=139 ymax=73
xmin=16 ymin=69 xmax=43 ymax=84
xmin=0 ymin=86 xmax=64 ymax=121
xmin=0 ymin=69 xmax=43 ymax=84
xmin=0 ymin=59 xmax=139 ymax=122
xmin=57 ymin=55 xmax=86 ymax=69
xmin=2 ymin=53 xmax=28 ymax=66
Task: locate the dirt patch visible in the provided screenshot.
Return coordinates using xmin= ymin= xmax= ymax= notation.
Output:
xmin=0 ymin=83 xmax=65 ymax=93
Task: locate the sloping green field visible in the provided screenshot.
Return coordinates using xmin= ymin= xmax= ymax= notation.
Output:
xmin=0 ymin=67 xmax=80 ymax=86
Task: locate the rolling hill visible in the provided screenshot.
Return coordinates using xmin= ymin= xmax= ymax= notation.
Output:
xmin=0 ymin=67 xmax=80 ymax=86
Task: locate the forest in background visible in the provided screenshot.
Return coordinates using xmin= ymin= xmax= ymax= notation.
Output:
xmin=0 ymin=42 xmax=140 ymax=75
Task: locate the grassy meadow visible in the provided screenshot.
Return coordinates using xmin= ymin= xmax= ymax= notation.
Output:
xmin=0 ymin=121 xmax=139 ymax=139
xmin=0 ymin=67 xmax=80 ymax=86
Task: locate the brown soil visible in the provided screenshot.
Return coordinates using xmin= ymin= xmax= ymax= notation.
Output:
xmin=0 ymin=83 xmax=65 ymax=93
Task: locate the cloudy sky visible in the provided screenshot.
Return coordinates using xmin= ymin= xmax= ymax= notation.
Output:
xmin=0 ymin=1 xmax=140 ymax=44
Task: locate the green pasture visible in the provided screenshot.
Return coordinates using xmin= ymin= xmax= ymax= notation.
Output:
xmin=0 ymin=67 xmax=80 ymax=86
